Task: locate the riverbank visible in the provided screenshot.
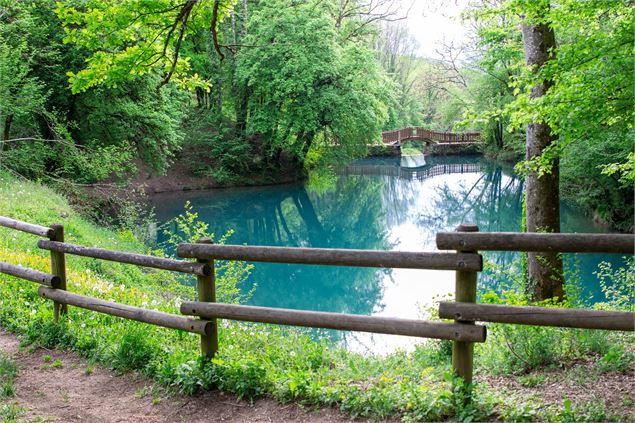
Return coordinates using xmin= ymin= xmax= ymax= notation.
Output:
xmin=0 ymin=172 xmax=633 ymax=421
xmin=132 ymin=160 xmax=302 ymax=194
xmin=131 ymin=142 xmax=483 ymax=195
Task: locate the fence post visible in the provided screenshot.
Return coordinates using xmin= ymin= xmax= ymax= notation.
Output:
xmin=49 ymin=224 xmax=67 ymax=321
xmin=452 ymin=223 xmax=479 ymax=387
xmin=196 ymin=237 xmax=218 ymax=359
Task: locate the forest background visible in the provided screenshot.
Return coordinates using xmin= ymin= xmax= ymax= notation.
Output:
xmin=0 ymin=0 xmax=632 ymax=231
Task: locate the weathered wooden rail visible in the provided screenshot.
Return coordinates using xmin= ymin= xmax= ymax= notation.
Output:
xmin=0 ymin=214 xmax=633 ymax=394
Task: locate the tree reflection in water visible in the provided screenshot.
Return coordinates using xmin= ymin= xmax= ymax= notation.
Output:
xmin=154 ymin=175 xmax=392 ymax=343
xmin=152 ymin=154 xmax=624 ymax=349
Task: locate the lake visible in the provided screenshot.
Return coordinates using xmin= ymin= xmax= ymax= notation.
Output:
xmin=150 ymin=154 xmax=625 ymax=353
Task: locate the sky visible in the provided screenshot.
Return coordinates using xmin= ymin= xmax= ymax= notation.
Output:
xmin=394 ymin=0 xmax=469 ymax=59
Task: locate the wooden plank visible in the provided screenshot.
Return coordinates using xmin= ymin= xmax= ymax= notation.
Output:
xmin=438 ymin=302 xmax=635 ymax=331
xmin=452 ymin=223 xmax=479 ymax=385
xmin=436 ymin=232 xmax=634 ymax=254
xmin=176 ymin=244 xmax=482 ymax=271
xmin=180 ymin=302 xmax=487 ymax=342
xmin=0 ymin=216 xmax=53 ymax=238
xmin=38 ymin=287 xmax=211 ymax=335
xmin=196 ymin=238 xmax=218 ymax=359
xmin=0 ymin=261 xmax=61 ymax=288
xmin=49 ymin=224 xmax=67 ymax=319
xmin=38 ymin=240 xmax=211 ymax=276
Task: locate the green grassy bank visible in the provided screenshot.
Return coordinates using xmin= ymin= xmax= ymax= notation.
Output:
xmin=0 ymin=172 xmax=633 ymax=422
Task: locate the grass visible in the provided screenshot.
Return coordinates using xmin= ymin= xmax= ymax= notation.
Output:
xmin=0 ymin=171 xmax=633 ymax=421
xmin=400 ymin=140 xmax=427 ymax=156
xmin=0 ymin=352 xmax=22 ymax=423
xmin=0 ymin=403 xmax=25 ymax=423
xmin=0 ymin=353 xmax=18 ymax=400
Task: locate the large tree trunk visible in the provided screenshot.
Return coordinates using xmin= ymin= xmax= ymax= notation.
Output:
xmin=521 ymin=6 xmax=564 ymax=301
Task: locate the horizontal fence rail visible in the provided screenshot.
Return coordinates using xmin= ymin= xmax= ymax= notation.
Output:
xmin=38 ymin=240 xmax=211 ymax=276
xmin=436 ymin=232 xmax=635 ymax=254
xmin=38 ymin=287 xmax=212 ymax=335
xmin=2 ymin=213 xmax=634 ymax=397
xmin=0 ymin=216 xmax=53 ymax=238
xmin=177 ymin=244 xmax=483 ymax=271
xmin=439 ymin=302 xmax=635 ymax=332
xmin=0 ymin=261 xmax=61 ymax=288
xmin=181 ymin=302 xmax=487 ymax=342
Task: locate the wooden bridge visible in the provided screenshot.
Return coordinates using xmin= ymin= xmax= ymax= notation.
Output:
xmin=382 ymin=127 xmax=480 ymax=146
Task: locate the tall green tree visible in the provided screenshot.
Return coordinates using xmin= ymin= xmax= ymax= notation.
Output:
xmin=236 ymin=0 xmax=390 ymax=167
xmin=465 ymin=1 xmax=633 ymax=222
xmin=519 ymin=0 xmax=564 ymax=301
xmin=460 ymin=0 xmax=633 ymax=297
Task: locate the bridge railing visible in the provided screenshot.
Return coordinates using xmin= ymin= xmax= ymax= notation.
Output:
xmin=1 ymin=215 xmax=633 ymax=394
xmin=381 ymin=127 xmax=481 ymax=145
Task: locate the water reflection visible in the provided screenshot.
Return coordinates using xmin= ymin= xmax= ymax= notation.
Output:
xmin=155 ymin=177 xmax=391 ymax=331
xmin=151 ymin=155 xmax=624 ymax=352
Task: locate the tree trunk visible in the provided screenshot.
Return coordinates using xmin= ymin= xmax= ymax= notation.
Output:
xmin=3 ymin=114 xmax=13 ymax=142
xmin=233 ymin=0 xmax=249 ymax=140
xmin=521 ymin=6 xmax=564 ymax=302
xmin=494 ymin=119 xmax=503 ymax=149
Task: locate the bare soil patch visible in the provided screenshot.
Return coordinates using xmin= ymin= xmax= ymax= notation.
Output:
xmin=0 ymin=330 xmax=367 ymax=423
xmin=484 ymin=355 xmax=635 ymax=420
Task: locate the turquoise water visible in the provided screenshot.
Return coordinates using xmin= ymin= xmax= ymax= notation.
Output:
xmin=151 ymin=155 xmax=626 ymax=352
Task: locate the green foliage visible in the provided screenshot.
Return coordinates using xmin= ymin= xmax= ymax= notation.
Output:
xmin=598 ymin=347 xmax=634 ymax=374
xmin=601 ymin=151 xmax=635 ymax=187
xmin=237 ymin=0 xmax=390 ymax=166
xmin=0 ymin=173 xmax=634 ymax=421
xmin=161 ymin=201 xmax=254 ymax=304
xmin=463 ymin=0 xmax=634 ymax=229
xmin=375 ymin=22 xmax=425 ymax=130
xmin=0 ymin=403 xmax=24 ymax=423
xmin=560 ymin=133 xmax=634 ymax=231
xmin=108 ymin=326 xmax=157 ymax=373
xmin=71 ymin=74 xmax=189 ymax=175
xmin=595 ymin=257 xmax=634 ymax=311
xmin=54 ymin=0 xmax=233 ymax=93
xmin=518 ymin=374 xmax=545 ymax=387
xmin=0 ymin=353 xmax=17 ymax=400
xmin=477 ymin=256 xmax=635 ymax=376
xmin=184 ymin=119 xmax=251 ymax=183
xmin=0 ymin=1 xmax=190 ymax=184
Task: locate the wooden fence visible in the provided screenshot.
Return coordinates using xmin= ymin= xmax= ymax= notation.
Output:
xmin=0 ymin=215 xmax=633 ymax=389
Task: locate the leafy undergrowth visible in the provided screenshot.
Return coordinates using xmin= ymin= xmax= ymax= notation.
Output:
xmin=0 ymin=172 xmax=633 ymax=422
xmin=0 ymin=351 xmax=23 ymax=422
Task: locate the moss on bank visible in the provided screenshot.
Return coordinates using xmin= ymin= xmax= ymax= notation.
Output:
xmin=0 ymin=172 xmax=632 ymax=422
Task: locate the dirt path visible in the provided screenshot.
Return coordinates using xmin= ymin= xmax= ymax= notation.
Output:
xmin=0 ymin=330 xmax=365 ymax=423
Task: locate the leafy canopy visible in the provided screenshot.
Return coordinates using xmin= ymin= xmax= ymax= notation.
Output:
xmin=55 ymin=0 xmax=235 ymax=93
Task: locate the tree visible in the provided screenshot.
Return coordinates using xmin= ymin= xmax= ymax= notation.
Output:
xmin=460 ymin=0 xmax=633 ymax=298
xmin=0 ymin=3 xmax=47 ymax=143
xmin=236 ymin=0 xmax=390 ymax=167
xmin=375 ymin=21 xmax=424 ymax=129
xmin=519 ymin=0 xmax=564 ymax=301
xmin=55 ymin=0 xmax=235 ymax=93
